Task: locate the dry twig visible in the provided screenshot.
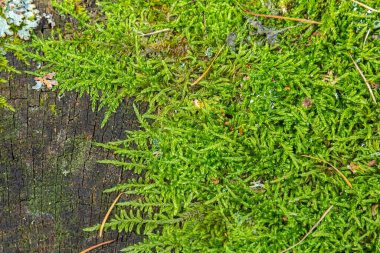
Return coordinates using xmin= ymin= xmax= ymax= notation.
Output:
xmin=191 ymin=45 xmax=225 ymax=86
xmin=99 ymin=192 xmax=123 ymax=237
xmin=243 ymin=9 xmax=321 ymax=24
xmin=134 ymin=28 xmax=171 ymax=36
xmin=279 ymin=205 xmax=334 ymax=253
xmin=80 ymin=239 xmax=116 ymax=253
xmin=352 ymin=0 xmax=380 ymax=13
xmin=349 ymin=54 xmax=377 ymax=104
xmin=302 ymin=155 xmax=353 ymax=188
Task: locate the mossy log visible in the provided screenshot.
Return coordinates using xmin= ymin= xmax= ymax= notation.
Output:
xmin=0 ymin=1 xmax=143 ymax=252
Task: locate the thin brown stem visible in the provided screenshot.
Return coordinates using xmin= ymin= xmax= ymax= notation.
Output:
xmin=302 ymin=155 xmax=353 ymax=188
xmin=134 ymin=28 xmax=171 ymax=36
xmin=99 ymin=192 xmax=123 ymax=237
xmin=352 ymin=0 xmax=380 ymax=13
xmin=279 ymin=205 xmax=334 ymax=253
xmin=191 ymin=45 xmax=225 ymax=86
xmin=243 ymin=9 xmax=321 ymax=24
xmin=349 ymin=54 xmax=377 ymax=104
xmin=80 ymin=239 xmax=116 ymax=253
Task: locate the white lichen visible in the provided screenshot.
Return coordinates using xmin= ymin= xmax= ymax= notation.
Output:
xmin=42 ymin=13 xmax=55 ymax=27
xmin=0 ymin=17 xmax=13 ymax=37
xmin=32 ymin=80 xmax=43 ymax=90
xmin=1 ymin=0 xmax=41 ymax=40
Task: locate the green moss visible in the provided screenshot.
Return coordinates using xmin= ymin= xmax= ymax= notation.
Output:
xmin=25 ymin=135 xmax=92 ymax=248
xmin=0 ymin=96 xmax=15 ymax=112
xmin=50 ymin=104 xmax=57 ymax=116
xmin=7 ymin=0 xmax=380 ymax=252
xmin=55 ymin=135 xmax=92 ymax=176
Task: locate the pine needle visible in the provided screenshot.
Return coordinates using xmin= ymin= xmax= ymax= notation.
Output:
xmin=352 ymin=0 xmax=380 ymax=13
xmin=279 ymin=205 xmax=334 ymax=253
xmin=191 ymin=45 xmax=225 ymax=86
xmin=80 ymin=239 xmax=116 ymax=253
xmin=349 ymin=54 xmax=377 ymax=104
xmin=243 ymin=9 xmax=321 ymax=24
xmin=135 ymin=28 xmax=171 ymax=36
xmin=302 ymin=155 xmax=353 ymax=188
xmin=99 ymin=192 xmax=123 ymax=237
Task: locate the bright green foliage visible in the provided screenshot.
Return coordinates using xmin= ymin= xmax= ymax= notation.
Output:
xmin=0 ymin=57 xmax=16 ymax=112
xmin=7 ymin=0 xmax=380 ymax=252
xmin=0 ymin=53 xmax=18 ymax=82
xmin=0 ymin=95 xmax=15 ymax=112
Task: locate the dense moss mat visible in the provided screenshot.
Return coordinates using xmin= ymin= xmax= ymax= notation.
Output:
xmin=7 ymin=0 xmax=380 ymax=252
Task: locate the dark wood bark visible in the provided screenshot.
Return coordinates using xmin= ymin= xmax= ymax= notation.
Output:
xmin=0 ymin=1 xmax=144 ymax=252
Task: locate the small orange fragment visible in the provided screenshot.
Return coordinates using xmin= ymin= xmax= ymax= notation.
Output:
xmin=284 ymin=86 xmax=291 ymax=91
xmin=221 ymin=108 xmax=226 ymax=117
xmin=211 ymin=177 xmax=220 ymax=185
xmin=368 ymin=160 xmax=377 ymax=167
xmin=371 ymin=204 xmax=379 ymax=217
xmin=44 ymin=72 xmax=56 ymax=79
xmin=193 ymin=99 xmax=205 ymax=108
xmin=302 ymin=98 xmax=312 ymax=108
xmin=347 ymin=163 xmax=364 ymax=173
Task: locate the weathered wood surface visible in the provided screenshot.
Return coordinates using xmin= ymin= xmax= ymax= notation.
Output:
xmin=0 ymin=1 xmax=143 ymax=252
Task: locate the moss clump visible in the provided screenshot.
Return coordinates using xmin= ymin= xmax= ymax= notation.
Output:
xmin=8 ymin=0 xmax=380 ymax=252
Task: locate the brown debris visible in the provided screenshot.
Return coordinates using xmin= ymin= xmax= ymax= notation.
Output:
xmin=211 ymin=177 xmax=220 ymax=185
xmin=34 ymin=72 xmax=59 ymax=89
xmin=367 ymin=160 xmax=377 ymax=167
xmin=371 ymin=203 xmax=379 ymax=217
xmin=369 ymin=81 xmax=380 ymax=90
xmin=193 ymin=99 xmax=205 ymax=108
xmin=302 ymin=98 xmax=313 ymax=108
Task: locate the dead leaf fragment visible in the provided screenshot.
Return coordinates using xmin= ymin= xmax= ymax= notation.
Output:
xmin=221 ymin=108 xmax=226 ymax=117
xmin=368 ymin=160 xmax=377 ymax=167
xmin=34 ymin=73 xmax=59 ymax=90
xmin=193 ymin=99 xmax=205 ymax=108
xmin=369 ymin=81 xmax=380 ymax=90
xmin=211 ymin=177 xmax=220 ymax=185
xmin=302 ymin=98 xmax=312 ymax=108
xmin=45 ymin=79 xmax=58 ymax=89
xmin=44 ymin=72 xmax=56 ymax=79
xmin=347 ymin=163 xmax=358 ymax=173
xmin=371 ymin=204 xmax=379 ymax=217
xmin=347 ymin=163 xmax=364 ymax=173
